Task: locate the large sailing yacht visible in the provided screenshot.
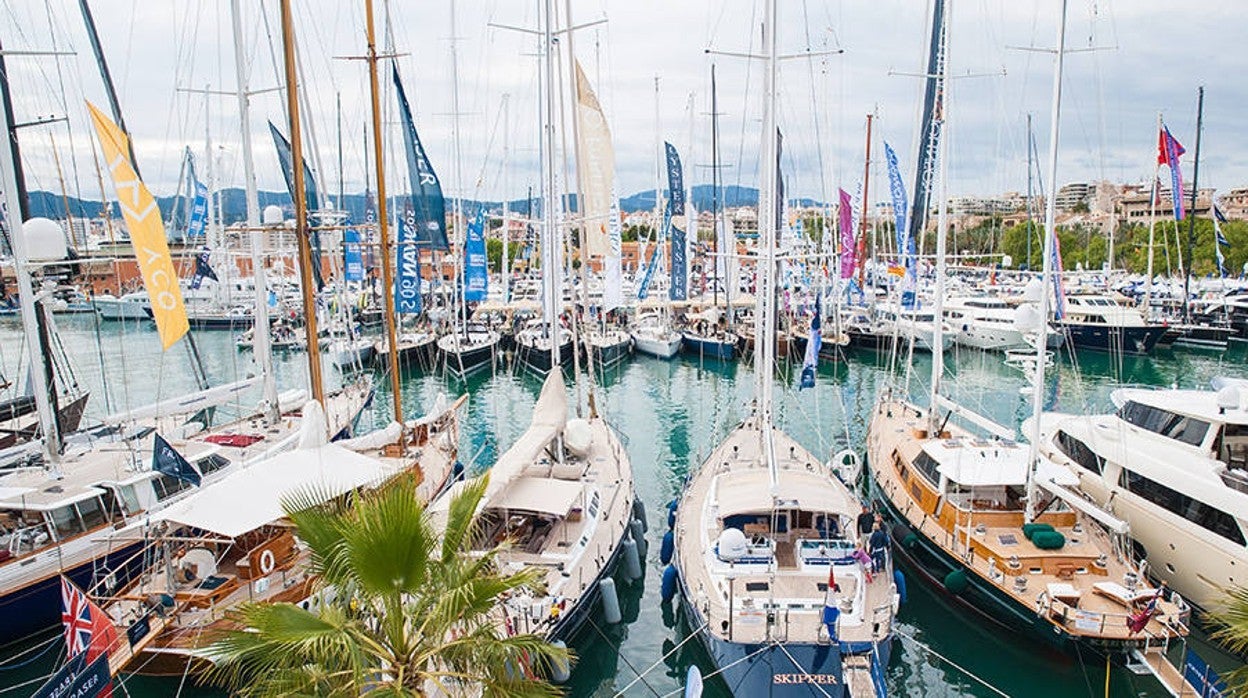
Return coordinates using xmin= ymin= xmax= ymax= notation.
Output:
xmin=672 ymin=5 xmax=894 ymax=695
xmin=867 ymin=0 xmax=1190 ymax=682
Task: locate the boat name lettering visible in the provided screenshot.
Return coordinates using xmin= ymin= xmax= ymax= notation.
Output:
xmin=772 ymin=673 xmax=839 ymax=685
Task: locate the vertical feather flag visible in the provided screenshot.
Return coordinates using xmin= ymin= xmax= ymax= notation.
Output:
xmin=838 ymin=189 xmax=856 ymax=279
xmin=1158 ymin=125 xmax=1187 ymax=221
xmin=799 ymin=296 xmax=822 ymax=390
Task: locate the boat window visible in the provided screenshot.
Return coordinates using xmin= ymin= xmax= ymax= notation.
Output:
xmin=1121 ymin=469 xmax=1245 ymax=546
xmin=48 ymin=505 xmax=84 ymax=538
xmin=114 ymin=485 xmax=142 ymax=515
xmin=1118 ymin=401 xmax=1209 ymax=446
xmin=75 ymin=497 xmax=108 ymax=530
xmin=196 ymin=453 xmax=231 ymax=475
xmin=153 ymin=474 xmax=194 ymax=501
xmin=913 ymin=451 xmax=941 ymax=485
xmin=1055 ymin=430 xmax=1104 ymax=474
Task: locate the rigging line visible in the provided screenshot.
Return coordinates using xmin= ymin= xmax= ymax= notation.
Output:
xmin=612 ymin=619 xmax=710 ymax=698
xmin=581 ymin=608 xmax=662 ymax=698
xmin=0 ymin=632 xmax=60 ymax=671
xmin=655 ymin=640 xmax=778 ymax=698
xmin=892 ymin=627 xmax=1009 ymax=697
xmin=732 ymin=2 xmax=759 ymax=197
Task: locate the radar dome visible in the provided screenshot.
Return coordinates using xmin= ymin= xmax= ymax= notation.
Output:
xmin=716 ymin=528 xmax=748 ymax=562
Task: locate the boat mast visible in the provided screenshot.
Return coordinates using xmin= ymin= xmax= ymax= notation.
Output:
xmin=501 ymin=94 xmax=511 ymax=305
xmin=927 ymin=0 xmax=951 ymax=432
xmin=364 ymin=0 xmax=406 ymax=435
xmin=1025 ymin=0 xmax=1068 ymax=523
xmin=757 ymin=0 xmax=779 ymax=489
xmin=856 ymin=113 xmax=873 ymax=290
xmin=710 ymin=64 xmax=721 ymax=311
xmin=449 ymin=0 xmax=469 ymax=339
xmin=0 ymin=52 xmax=61 ymax=466
xmin=540 ymin=0 xmax=562 ymax=369
xmin=229 ymin=0 xmax=279 ymax=425
xmin=278 ymin=0 xmax=325 ymax=404
xmin=1182 ymin=87 xmax=1204 ymax=325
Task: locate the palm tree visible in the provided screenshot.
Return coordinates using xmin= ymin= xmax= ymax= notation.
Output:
xmin=1209 ymin=585 xmax=1248 ymax=696
xmin=202 ymin=472 xmax=569 ymax=697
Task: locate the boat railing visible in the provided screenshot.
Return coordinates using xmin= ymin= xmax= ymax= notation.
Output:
xmin=4 ymin=521 xmax=55 ymax=557
xmin=1043 ymin=597 xmax=1186 ymax=641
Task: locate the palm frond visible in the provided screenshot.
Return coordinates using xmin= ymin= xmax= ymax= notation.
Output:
xmin=1207 ymin=585 xmax=1248 ymax=694
xmin=441 ymin=474 xmax=489 ymax=563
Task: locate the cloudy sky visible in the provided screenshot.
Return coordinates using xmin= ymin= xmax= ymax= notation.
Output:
xmin=3 ymin=0 xmax=1246 ymax=208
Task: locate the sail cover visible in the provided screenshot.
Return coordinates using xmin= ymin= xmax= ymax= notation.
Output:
xmin=574 ymin=61 xmax=614 ymax=258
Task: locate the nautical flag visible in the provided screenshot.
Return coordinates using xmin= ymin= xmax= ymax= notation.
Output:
xmin=799 ymin=296 xmax=822 ymax=390
xmin=463 ymin=208 xmax=488 ymax=302
xmin=153 ymin=433 xmax=201 ymax=486
xmin=664 ymin=142 xmax=685 ymax=218
xmin=61 ymin=576 xmax=118 ymax=668
xmin=884 ymin=142 xmax=915 ymax=282
xmin=268 ymin=121 xmax=325 ymax=289
xmin=1158 ymin=125 xmax=1187 ymax=221
xmin=88 ymin=101 xmax=189 ymax=350
xmin=393 ymin=64 xmax=449 ymax=251
xmin=603 ymin=190 xmax=624 ymax=312
xmin=670 ymin=224 xmax=688 ymax=301
xmin=636 ymin=244 xmax=660 ymax=300
xmin=190 ymin=248 xmax=217 ymax=290
xmin=838 ymin=188 xmax=856 ymax=279
xmin=395 ymin=203 xmax=423 ymax=315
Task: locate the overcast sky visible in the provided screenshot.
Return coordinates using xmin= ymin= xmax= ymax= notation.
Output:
xmin=3 ymin=0 xmax=1246 ymax=208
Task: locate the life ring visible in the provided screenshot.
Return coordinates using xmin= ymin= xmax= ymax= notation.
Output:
xmin=259 ymin=549 xmax=276 ymax=576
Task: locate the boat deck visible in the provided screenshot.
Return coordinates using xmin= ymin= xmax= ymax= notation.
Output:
xmin=675 ymin=419 xmax=895 ymax=648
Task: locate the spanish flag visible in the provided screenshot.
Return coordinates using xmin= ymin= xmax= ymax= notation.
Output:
xmin=87 ymin=102 xmax=188 ymax=349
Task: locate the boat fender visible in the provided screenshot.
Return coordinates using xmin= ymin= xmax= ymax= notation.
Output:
xmin=632 ymin=499 xmax=648 ymax=532
xmin=259 ymin=549 xmax=276 ymax=576
xmin=548 ymin=640 xmax=571 ymax=684
xmin=667 ymin=502 xmax=678 ymax=530
xmin=893 ymin=570 xmax=907 ymax=605
xmin=600 ymin=578 xmax=622 ymax=624
xmin=902 ymin=533 xmax=920 ymax=550
xmin=831 ymin=449 xmax=861 ymax=483
xmin=660 ymin=530 xmax=675 ymax=565
xmin=630 ymin=520 xmax=648 ymax=557
xmin=943 ymin=569 xmax=969 ymax=595
xmin=622 ymin=539 xmax=643 ymax=582
xmin=660 ymin=564 xmax=680 ymax=603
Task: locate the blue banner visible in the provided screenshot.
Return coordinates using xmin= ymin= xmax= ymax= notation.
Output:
xmin=392 ymin=64 xmax=449 ymax=251
xmin=799 ymin=296 xmax=822 ymax=389
xmin=463 ymin=209 xmax=488 ymax=302
xmin=190 ymin=248 xmax=217 ymax=290
xmin=153 ymin=433 xmax=200 ymax=487
xmin=670 ymin=225 xmax=687 ymax=301
xmin=186 ymin=180 xmax=208 ymax=240
xmin=884 ymin=142 xmax=914 ymax=281
xmin=395 ymin=204 xmax=422 ymax=315
xmin=1183 ymin=649 xmax=1228 ymax=698
xmin=268 ymin=121 xmax=324 ymax=289
xmin=664 ymin=142 xmax=685 ymax=216
xmin=637 ymin=244 xmax=660 ymax=300
xmin=343 ymin=217 xmax=364 ymax=282
xmin=32 ymin=651 xmax=110 ymax=698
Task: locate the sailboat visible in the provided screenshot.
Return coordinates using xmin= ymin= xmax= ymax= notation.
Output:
xmin=671 ymin=5 xmax=895 ymax=694
xmin=431 ymin=0 xmax=638 ymax=668
xmin=866 ymin=0 xmax=1190 ymax=678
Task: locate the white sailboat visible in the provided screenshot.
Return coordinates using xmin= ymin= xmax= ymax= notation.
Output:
xmin=670 ymin=4 xmax=895 ymax=694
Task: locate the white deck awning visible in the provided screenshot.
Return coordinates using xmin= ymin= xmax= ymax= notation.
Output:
xmin=925 ymin=440 xmax=1078 ymax=488
xmin=156 ymin=443 xmax=403 ymax=538
xmin=490 ymin=477 xmax=583 ymax=517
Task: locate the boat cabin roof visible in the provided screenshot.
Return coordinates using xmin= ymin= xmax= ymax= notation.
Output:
xmin=921 ymin=438 xmax=1077 ymax=488
xmin=1115 ymin=388 xmax=1248 ymax=427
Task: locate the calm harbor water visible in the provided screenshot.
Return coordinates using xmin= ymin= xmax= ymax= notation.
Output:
xmin=1 ymin=313 xmax=1245 ymax=697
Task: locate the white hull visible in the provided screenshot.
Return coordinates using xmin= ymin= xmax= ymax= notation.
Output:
xmin=93 ymin=295 xmax=151 ymax=321
xmin=631 ymin=330 xmax=681 ymax=358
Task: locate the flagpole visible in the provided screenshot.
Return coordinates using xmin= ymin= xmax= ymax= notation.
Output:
xmin=1183 ymin=86 xmax=1204 ymax=325
xmin=1144 ymin=112 xmax=1161 ymax=318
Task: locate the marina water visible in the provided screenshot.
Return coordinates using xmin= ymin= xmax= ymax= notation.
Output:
xmin=0 ymin=314 xmax=1243 ymax=697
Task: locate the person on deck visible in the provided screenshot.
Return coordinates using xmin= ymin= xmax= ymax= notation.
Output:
xmin=869 ymin=524 xmax=888 ymax=573
xmin=856 ymin=504 xmax=875 ymax=547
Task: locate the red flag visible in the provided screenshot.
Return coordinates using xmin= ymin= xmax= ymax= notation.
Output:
xmin=1157 ymin=127 xmax=1186 ymax=166
xmin=61 ymin=577 xmax=119 ymax=677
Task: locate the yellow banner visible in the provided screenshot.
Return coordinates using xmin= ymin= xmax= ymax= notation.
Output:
xmin=87 ymin=102 xmax=188 ymax=349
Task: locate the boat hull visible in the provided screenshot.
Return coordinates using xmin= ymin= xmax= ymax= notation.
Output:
xmin=438 ymin=338 xmax=498 ymax=377
xmin=514 ymin=338 xmax=573 ymax=374
xmin=681 ymin=334 xmax=737 ymax=361
xmin=632 ymin=333 xmax=681 ymax=359
xmin=586 ymin=337 xmax=633 ymax=369
xmin=1060 ymin=323 xmax=1167 ymax=355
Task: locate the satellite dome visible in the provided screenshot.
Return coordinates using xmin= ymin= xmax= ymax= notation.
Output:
xmin=716 ymin=528 xmax=748 ymax=562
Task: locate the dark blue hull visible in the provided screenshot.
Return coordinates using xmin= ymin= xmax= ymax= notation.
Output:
xmin=681 ymin=334 xmax=737 ymax=361
xmin=0 ymin=541 xmax=144 ymax=647
xmin=439 ymin=340 xmax=497 ymax=378
xmin=586 ymin=338 xmax=633 ymax=370
xmin=1060 ymin=323 xmax=1167 ymax=355
xmin=515 ymin=339 xmax=574 ymax=375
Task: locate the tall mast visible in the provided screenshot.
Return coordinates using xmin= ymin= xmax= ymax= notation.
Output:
xmin=710 ymin=64 xmax=722 ymax=312
xmin=911 ymin=0 xmax=948 ymax=265
xmin=279 ymin=0 xmax=324 ymax=404
xmin=1183 ymin=87 xmax=1204 ymax=325
xmin=856 ymin=113 xmax=873 ymax=289
xmin=1025 ymin=0 xmax=1068 ymax=523
xmin=540 ymin=0 xmax=562 ymax=368
xmin=653 ymin=75 xmax=663 ymax=292
xmin=449 ymin=0 xmax=468 ymax=337
xmin=230 ymin=0 xmax=278 ymax=424
xmin=0 ymin=52 xmax=60 ymax=466
xmin=757 ymin=0 xmax=779 ymax=491
xmin=364 ymin=0 xmax=405 ymax=433
xmin=927 ymin=0 xmax=952 ymax=431
xmin=501 ymin=94 xmax=511 ymax=305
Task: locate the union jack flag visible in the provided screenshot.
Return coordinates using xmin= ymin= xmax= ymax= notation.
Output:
xmin=61 ymin=577 xmax=94 ymax=658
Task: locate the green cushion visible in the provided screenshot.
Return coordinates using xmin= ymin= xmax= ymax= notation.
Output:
xmin=1031 ymin=530 xmax=1066 ymax=550
xmin=1022 ymin=523 xmax=1055 ymax=540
